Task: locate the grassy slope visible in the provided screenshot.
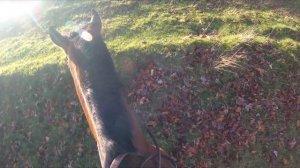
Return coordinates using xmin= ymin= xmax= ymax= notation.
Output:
xmin=0 ymin=0 xmax=299 ymax=167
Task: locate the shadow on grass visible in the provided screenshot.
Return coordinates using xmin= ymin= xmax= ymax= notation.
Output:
xmin=266 ymin=0 xmax=300 ymax=16
xmin=0 ymin=64 xmax=99 ymax=167
xmin=45 ymin=1 xmax=146 ymax=27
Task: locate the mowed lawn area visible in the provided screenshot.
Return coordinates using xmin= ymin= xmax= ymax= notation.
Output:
xmin=0 ymin=0 xmax=299 ymax=167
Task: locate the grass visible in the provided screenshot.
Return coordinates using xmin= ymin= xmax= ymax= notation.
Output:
xmin=0 ymin=0 xmax=299 ymax=167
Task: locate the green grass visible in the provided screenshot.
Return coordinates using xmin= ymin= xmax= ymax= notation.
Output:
xmin=0 ymin=0 xmax=299 ymax=167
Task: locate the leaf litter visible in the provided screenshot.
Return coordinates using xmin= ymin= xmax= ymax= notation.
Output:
xmin=128 ymin=42 xmax=300 ymax=167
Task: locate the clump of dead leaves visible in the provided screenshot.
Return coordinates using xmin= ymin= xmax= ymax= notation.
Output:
xmin=128 ymin=43 xmax=299 ymax=167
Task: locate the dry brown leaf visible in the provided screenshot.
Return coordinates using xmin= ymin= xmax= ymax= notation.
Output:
xmin=162 ymin=111 xmax=170 ymax=115
xmin=187 ymin=146 xmax=197 ymax=157
xmin=139 ymin=97 xmax=148 ymax=105
xmin=256 ymin=67 xmax=266 ymax=76
xmin=283 ymin=158 xmax=289 ymax=165
xmin=256 ymin=122 xmax=265 ymax=132
xmin=296 ymin=120 xmax=300 ymax=129
xmin=235 ymin=107 xmax=242 ymax=113
xmin=236 ymin=97 xmax=245 ymax=106
xmin=147 ymin=120 xmax=157 ymax=127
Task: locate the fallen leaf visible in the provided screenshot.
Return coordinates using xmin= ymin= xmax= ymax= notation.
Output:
xmin=235 ymin=107 xmax=242 ymax=113
xmin=283 ymin=158 xmax=289 ymax=165
xmin=157 ymin=79 xmax=163 ymax=84
xmin=273 ymin=150 xmax=278 ymax=158
xmin=270 ymin=111 xmax=276 ymax=118
xmin=187 ymin=146 xmax=197 ymax=157
xmin=297 ymin=120 xmax=300 ymax=129
xmin=236 ymin=97 xmax=245 ymax=106
xmin=45 ymin=136 xmax=50 ymax=142
xmin=139 ymin=97 xmax=148 ymax=105
xmin=200 ymin=76 xmax=210 ymax=86
xmin=256 ymin=122 xmax=265 ymax=132
xmin=245 ymin=103 xmax=253 ymax=111
xmin=288 ymin=138 xmax=297 ymax=149
xmin=256 ymin=67 xmax=266 ymax=76
xmin=150 ymin=69 xmax=154 ymax=76
xmin=183 ymin=79 xmax=191 ymax=88
xmin=162 ymin=111 xmax=170 ymax=115
xmin=147 ymin=120 xmax=157 ymax=127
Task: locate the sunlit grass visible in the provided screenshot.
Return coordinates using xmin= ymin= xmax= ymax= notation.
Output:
xmin=0 ymin=35 xmax=65 ymax=75
xmin=0 ymin=2 xmax=299 ymax=76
